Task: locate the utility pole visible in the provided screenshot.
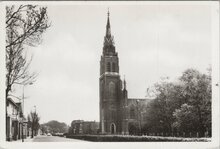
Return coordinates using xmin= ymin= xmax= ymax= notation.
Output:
xmin=21 ymin=82 xmax=33 ymax=142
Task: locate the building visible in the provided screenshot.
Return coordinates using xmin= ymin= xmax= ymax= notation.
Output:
xmin=69 ymin=120 xmax=99 ymax=135
xmin=6 ymin=98 xmax=27 ymax=141
xmin=99 ymin=11 xmax=150 ymax=135
xmin=82 ymin=121 xmax=99 ymax=134
xmin=70 ymin=120 xmax=83 ymax=134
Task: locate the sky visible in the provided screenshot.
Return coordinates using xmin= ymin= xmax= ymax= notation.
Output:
xmin=12 ymin=3 xmax=212 ymax=125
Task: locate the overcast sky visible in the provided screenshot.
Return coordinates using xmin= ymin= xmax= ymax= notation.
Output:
xmin=13 ymin=4 xmax=212 ymax=125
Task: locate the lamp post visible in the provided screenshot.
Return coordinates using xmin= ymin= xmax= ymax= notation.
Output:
xmin=21 ymin=82 xmax=33 ymax=142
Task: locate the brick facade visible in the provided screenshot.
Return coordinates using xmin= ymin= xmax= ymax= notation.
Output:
xmin=99 ymin=11 xmax=150 ymax=135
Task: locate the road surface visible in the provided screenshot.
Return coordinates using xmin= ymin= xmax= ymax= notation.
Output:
xmin=29 ymin=135 xmax=86 ymax=142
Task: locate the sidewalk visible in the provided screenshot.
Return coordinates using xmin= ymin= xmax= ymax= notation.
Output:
xmin=13 ymin=136 xmax=34 ymax=142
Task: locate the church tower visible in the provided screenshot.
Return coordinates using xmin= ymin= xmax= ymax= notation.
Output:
xmin=99 ymin=10 xmax=122 ymax=134
xmin=99 ymin=10 xmax=149 ymax=135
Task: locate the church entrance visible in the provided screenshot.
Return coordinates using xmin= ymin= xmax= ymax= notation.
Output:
xmin=110 ymin=123 xmax=116 ymax=134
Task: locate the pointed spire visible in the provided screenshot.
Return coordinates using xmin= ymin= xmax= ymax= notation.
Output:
xmin=106 ymin=8 xmax=111 ymax=37
xmin=107 ymin=7 xmax=110 ymax=17
xmin=103 ymin=8 xmax=115 ymax=49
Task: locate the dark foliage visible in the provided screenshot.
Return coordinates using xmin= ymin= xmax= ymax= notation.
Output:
xmin=41 ymin=120 xmax=68 ymax=134
xmin=142 ymin=68 xmax=211 ymax=137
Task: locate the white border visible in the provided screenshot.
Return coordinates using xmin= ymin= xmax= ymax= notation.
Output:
xmin=0 ymin=1 xmax=6 ymax=148
xmin=0 ymin=1 xmax=219 ymax=149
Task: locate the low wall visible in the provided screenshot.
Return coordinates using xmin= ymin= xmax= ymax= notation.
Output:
xmin=65 ymin=135 xmax=211 ymax=142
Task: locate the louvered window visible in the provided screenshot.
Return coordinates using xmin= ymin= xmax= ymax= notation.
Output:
xmin=107 ymin=62 xmax=111 ymax=72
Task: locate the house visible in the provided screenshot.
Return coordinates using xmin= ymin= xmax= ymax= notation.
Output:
xmin=6 ymin=98 xmax=27 ymax=141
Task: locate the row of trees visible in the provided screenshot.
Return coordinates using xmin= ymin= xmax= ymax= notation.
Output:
xmin=141 ymin=68 xmax=211 ymax=137
xmin=6 ymin=5 xmax=50 ymax=140
xmin=27 ymin=110 xmax=40 ymax=138
xmin=40 ymin=120 xmax=68 ymax=134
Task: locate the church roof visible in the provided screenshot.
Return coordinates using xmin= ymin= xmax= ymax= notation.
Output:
xmin=127 ymin=98 xmax=151 ymax=105
xmin=128 ymin=98 xmax=151 ymax=101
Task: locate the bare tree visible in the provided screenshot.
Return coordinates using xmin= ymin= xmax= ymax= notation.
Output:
xmin=6 ymin=5 xmax=50 ymax=99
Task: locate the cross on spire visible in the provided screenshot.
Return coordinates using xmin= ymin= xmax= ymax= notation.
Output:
xmin=107 ymin=8 xmax=110 ymax=17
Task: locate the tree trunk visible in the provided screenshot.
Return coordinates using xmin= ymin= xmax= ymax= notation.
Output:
xmin=6 ymin=88 xmax=9 ymax=100
xmin=5 ymin=86 xmax=10 ymax=104
xmin=197 ymin=106 xmax=205 ymax=137
xmin=31 ymin=124 xmax=34 ymax=138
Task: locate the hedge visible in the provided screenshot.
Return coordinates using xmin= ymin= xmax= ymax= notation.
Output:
xmin=65 ymin=134 xmax=211 ymax=142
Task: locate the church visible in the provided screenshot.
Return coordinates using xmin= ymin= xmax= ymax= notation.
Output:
xmin=99 ymin=11 xmax=150 ymax=135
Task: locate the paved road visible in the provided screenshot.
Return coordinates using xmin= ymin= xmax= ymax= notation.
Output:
xmin=31 ymin=135 xmax=86 ymax=142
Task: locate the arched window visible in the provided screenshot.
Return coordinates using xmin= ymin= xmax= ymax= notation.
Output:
xmin=110 ymin=123 xmax=116 ymax=134
xmin=112 ymin=63 xmax=116 ymax=72
xmin=130 ymin=107 xmax=135 ymax=119
xmin=109 ymin=82 xmax=116 ymax=99
xmin=111 ymin=111 xmax=114 ymax=120
xmin=107 ymin=62 xmax=111 ymax=72
xmin=100 ymin=80 xmax=104 ymax=100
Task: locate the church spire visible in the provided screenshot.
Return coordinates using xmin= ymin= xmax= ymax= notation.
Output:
xmin=106 ymin=8 xmax=111 ymax=38
xmin=104 ymin=9 xmax=114 ymax=47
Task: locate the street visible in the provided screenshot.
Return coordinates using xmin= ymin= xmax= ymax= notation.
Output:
xmin=27 ymin=135 xmax=86 ymax=142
